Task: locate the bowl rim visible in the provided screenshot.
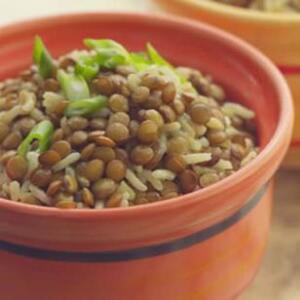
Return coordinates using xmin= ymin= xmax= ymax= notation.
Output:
xmin=157 ymin=0 xmax=300 ymax=23
xmin=0 ymin=12 xmax=294 ymax=218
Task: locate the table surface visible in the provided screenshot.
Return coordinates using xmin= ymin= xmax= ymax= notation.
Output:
xmin=1 ymin=1 xmax=299 ymax=299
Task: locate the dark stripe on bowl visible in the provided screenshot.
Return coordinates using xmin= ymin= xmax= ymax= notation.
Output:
xmin=278 ymin=65 xmax=300 ymax=75
xmin=0 ymin=185 xmax=267 ymax=263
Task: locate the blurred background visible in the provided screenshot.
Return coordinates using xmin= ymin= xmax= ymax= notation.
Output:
xmin=1 ymin=1 xmax=299 ymax=299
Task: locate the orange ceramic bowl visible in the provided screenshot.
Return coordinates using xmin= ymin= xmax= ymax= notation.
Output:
xmin=0 ymin=13 xmax=293 ymax=300
xmin=155 ymin=0 xmax=300 ymax=167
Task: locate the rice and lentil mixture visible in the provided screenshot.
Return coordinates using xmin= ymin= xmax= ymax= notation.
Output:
xmin=0 ymin=37 xmax=258 ymax=209
xmin=211 ymin=0 xmax=300 ymax=12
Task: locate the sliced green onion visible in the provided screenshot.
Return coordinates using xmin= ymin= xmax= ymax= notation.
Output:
xmin=84 ymin=39 xmax=131 ymax=68
xmin=75 ymin=55 xmax=99 ymax=81
xmin=130 ymin=52 xmax=151 ymax=71
xmin=146 ymin=43 xmax=172 ymax=68
xmin=57 ymin=69 xmax=90 ymax=101
xmin=18 ymin=120 xmax=54 ymax=156
xmin=33 ymin=36 xmax=55 ymax=78
xmin=64 ymin=95 xmax=108 ymax=117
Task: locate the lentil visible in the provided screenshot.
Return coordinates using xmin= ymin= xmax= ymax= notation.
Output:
xmin=106 ymin=122 xmax=129 ymax=144
xmin=6 ymin=155 xmax=28 ymax=181
xmin=51 ymin=141 xmax=71 ymax=158
xmin=39 ymin=150 xmax=61 ymax=167
xmin=130 ymin=145 xmax=154 ymax=165
xmin=108 ymin=94 xmax=129 ymax=112
xmin=106 ymin=159 xmax=126 ymax=182
xmin=30 ymin=169 xmax=52 ymax=188
xmin=137 ymin=120 xmax=158 ymax=144
xmin=92 ymin=178 xmax=117 ymax=199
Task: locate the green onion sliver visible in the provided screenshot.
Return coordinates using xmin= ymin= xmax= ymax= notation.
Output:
xmin=18 ymin=120 xmax=54 ymax=156
xmin=33 ymin=35 xmax=55 ymax=78
xmin=64 ymin=95 xmax=108 ymax=117
xmin=57 ymin=69 xmax=90 ymax=101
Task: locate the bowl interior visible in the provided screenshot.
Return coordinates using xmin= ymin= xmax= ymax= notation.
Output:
xmin=0 ymin=14 xmax=280 ymax=149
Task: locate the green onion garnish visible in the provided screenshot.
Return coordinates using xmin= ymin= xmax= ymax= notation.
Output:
xmin=18 ymin=120 xmax=54 ymax=156
xmin=84 ymin=39 xmax=131 ymax=68
xmin=146 ymin=43 xmax=173 ymax=68
xmin=33 ymin=36 xmax=55 ymax=78
xmin=57 ymin=69 xmax=90 ymax=101
xmin=75 ymin=55 xmax=99 ymax=81
xmin=64 ymin=95 xmax=108 ymax=117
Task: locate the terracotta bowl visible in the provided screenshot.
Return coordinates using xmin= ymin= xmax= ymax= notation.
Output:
xmin=0 ymin=13 xmax=293 ymax=300
xmin=155 ymin=0 xmax=300 ymax=167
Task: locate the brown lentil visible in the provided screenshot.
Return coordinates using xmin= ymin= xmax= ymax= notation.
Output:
xmin=144 ymin=91 xmax=162 ymax=109
xmin=231 ymin=143 xmax=246 ymax=160
xmin=162 ymin=82 xmax=176 ymax=103
xmin=2 ymin=131 xmax=22 ymax=150
xmin=130 ymin=145 xmax=154 ymax=165
xmin=68 ymin=116 xmax=89 ymax=131
xmin=6 ymin=155 xmax=28 ymax=181
xmin=159 ymin=105 xmax=177 ymax=123
xmin=47 ymin=180 xmax=64 ymax=197
xmin=106 ymin=159 xmax=126 ymax=182
xmin=92 ymin=135 xmax=116 ymax=148
xmin=179 ymin=170 xmax=198 ymax=193
xmin=44 ymin=78 xmax=60 ymax=92
xmin=92 ymin=178 xmax=117 ymax=199
xmin=106 ymin=192 xmax=123 ymax=208
xmin=137 ymin=120 xmax=158 ymax=144
xmin=82 ymin=188 xmax=95 ymax=207
xmin=55 ymin=198 xmax=76 ymax=209
xmin=167 ymin=136 xmax=189 ymax=154
xmin=172 ymin=99 xmax=185 ymax=115
xmin=92 ymin=146 xmax=116 ymax=162
xmin=145 ymin=191 xmax=161 ymax=202
xmin=90 ymin=118 xmax=107 ymax=130
xmin=59 ymin=57 xmax=75 ymax=69
xmin=106 ymin=122 xmax=129 ymax=144
xmin=39 ymin=150 xmax=61 ymax=167
xmin=30 ymin=169 xmax=52 ymax=188
xmin=141 ymin=74 xmax=167 ymax=90
xmin=164 ymin=154 xmax=187 ymax=173
xmin=52 ymin=128 xmax=64 ymax=142
xmin=189 ymin=103 xmax=212 ymax=125
xmin=109 ymin=112 xmax=130 ymax=127
xmin=0 ymin=122 xmax=10 ymax=143
xmin=206 ymin=130 xmax=227 ymax=146
xmin=21 ymin=194 xmax=41 ymax=205
xmin=92 ymin=76 xmax=114 ymax=96
xmin=17 ymin=118 xmax=36 ymax=136
xmin=115 ymin=148 xmax=129 ymax=165
xmin=81 ymin=159 xmax=105 ymax=182
xmin=80 ymin=143 xmax=96 ymax=161
xmin=70 ymin=131 xmax=88 ymax=147
xmin=108 ymin=94 xmax=129 ymax=112
xmin=51 ymin=141 xmax=71 ymax=158
xmin=132 ymin=86 xmax=150 ymax=104
xmin=64 ymin=175 xmax=79 ymax=194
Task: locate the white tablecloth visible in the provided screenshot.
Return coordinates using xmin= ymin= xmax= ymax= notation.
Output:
xmin=0 ymin=0 xmax=160 ymax=26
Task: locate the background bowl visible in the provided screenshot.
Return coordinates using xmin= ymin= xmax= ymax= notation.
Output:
xmin=0 ymin=12 xmax=293 ymax=300
xmin=155 ymin=0 xmax=300 ymax=168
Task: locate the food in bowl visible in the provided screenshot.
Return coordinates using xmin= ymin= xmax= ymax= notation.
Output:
xmin=0 ymin=37 xmax=258 ymax=209
xmin=211 ymin=0 xmax=300 ymax=12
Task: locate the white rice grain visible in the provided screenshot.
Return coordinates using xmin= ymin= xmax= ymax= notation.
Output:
xmin=142 ymin=170 xmax=163 ymax=191
xmin=52 ymin=152 xmax=81 ymax=172
xmin=241 ymin=151 xmax=257 ymax=167
xmin=117 ymin=181 xmax=136 ymax=201
xmin=222 ymin=102 xmax=255 ymax=120
xmin=29 ymin=184 xmax=51 ymax=206
xmin=125 ymin=169 xmax=147 ymax=192
xmin=152 ymin=169 xmax=176 ymax=181
xmin=199 ymin=137 xmax=210 ymax=148
xmin=182 ymin=153 xmax=212 ymax=165
xmin=9 ymin=181 xmax=21 ymax=202
xmin=214 ymin=159 xmax=233 ymax=171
